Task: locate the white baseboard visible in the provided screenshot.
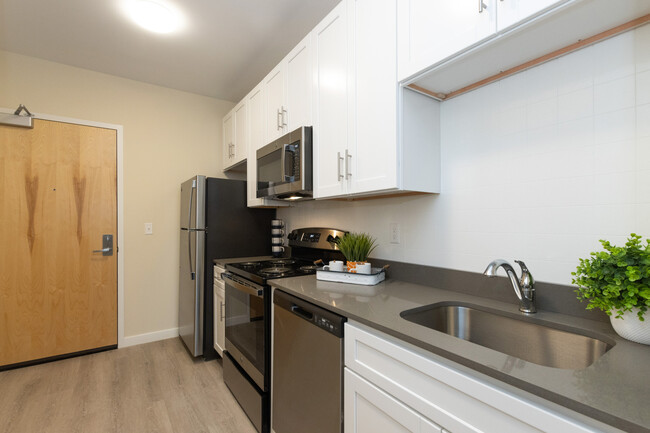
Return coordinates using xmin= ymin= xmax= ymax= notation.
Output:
xmin=121 ymin=327 xmax=179 ymax=348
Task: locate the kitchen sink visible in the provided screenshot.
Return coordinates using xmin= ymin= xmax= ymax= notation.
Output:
xmin=400 ymin=302 xmax=614 ymax=369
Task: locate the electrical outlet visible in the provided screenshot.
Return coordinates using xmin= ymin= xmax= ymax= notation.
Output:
xmin=144 ymin=222 xmax=153 ymax=235
xmin=390 ymin=223 xmax=400 ymax=244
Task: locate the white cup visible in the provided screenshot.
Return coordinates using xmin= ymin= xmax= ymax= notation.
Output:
xmin=271 ymin=219 xmax=284 ymax=228
xmin=355 ymin=262 xmax=372 ymax=275
xmin=271 ymin=228 xmax=285 ymax=236
xmin=323 ymin=260 xmax=344 ymax=272
xmin=272 ymin=246 xmax=285 ymax=254
xmin=271 ymin=237 xmax=284 ymax=246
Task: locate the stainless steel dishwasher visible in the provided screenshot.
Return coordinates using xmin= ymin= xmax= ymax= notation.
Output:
xmin=272 ymin=289 xmax=346 ymax=433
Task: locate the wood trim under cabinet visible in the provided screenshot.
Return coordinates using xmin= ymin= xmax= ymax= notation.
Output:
xmin=408 ymin=13 xmax=650 ymax=101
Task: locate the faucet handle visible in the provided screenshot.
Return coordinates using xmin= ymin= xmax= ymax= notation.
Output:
xmin=514 ymin=260 xmax=534 ymax=288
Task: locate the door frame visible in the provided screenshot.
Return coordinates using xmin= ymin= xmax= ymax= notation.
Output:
xmin=1 ymin=107 xmax=125 ymax=348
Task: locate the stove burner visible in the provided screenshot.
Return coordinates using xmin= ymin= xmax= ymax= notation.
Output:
xmin=269 ymin=259 xmax=296 ymax=265
xmin=299 ymin=265 xmax=318 ymax=272
xmin=260 ymin=266 xmax=292 ymax=276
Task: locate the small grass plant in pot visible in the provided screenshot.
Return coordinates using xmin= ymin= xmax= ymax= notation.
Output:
xmin=572 ymin=233 xmax=650 ymax=345
xmin=335 ymin=232 xmax=377 ymax=274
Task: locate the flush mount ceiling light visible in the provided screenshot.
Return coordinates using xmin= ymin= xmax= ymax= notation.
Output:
xmin=123 ymin=0 xmax=184 ymax=34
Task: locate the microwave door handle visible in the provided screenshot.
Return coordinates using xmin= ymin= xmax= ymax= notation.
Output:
xmin=282 ymin=143 xmax=296 ymax=182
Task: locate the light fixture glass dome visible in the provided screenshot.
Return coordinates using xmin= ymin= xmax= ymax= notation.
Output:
xmin=124 ymin=0 xmax=183 ymax=34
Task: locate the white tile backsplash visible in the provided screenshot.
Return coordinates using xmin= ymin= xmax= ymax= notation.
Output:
xmin=278 ymin=25 xmax=650 ymax=286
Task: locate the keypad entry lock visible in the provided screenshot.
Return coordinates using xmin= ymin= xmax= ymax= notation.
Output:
xmin=93 ymin=234 xmax=114 ymax=256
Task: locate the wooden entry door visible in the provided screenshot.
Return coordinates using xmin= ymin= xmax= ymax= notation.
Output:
xmin=0 ymin=119 xmax=117 ymax=367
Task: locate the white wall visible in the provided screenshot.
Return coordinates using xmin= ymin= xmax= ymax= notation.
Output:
xmin=0 ymin=50 xmax=235 ymax=339
xmin=279 ymin=25 xmax=650 ymax=286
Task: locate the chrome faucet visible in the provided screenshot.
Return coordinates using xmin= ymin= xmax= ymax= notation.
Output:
xmin=483 ymin=259 xmax=536 ymax=314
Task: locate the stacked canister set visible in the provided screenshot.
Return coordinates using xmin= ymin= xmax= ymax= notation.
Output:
xmin=271 ymin=219 xmax=285 ymax=257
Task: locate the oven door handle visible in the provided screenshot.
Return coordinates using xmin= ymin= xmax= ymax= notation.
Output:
xmin=223 ymin=273 xmax=264 ymax=298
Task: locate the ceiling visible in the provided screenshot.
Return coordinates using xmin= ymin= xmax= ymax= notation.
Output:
xmin=0 ymin=0 xmax=340 ymax=102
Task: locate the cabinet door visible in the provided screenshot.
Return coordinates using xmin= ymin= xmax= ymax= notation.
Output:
xmin=397 ymin=0 xmax=496 ymax=81
xmin=497 ymin=0 xmax=568 ymax=32
xmin=349 ymin=0 xmax=398 ymax=195
xmin=345 ymin=368 xmax=441 ymax=433
xmin=264 ymin=64 xmax=286 ymax=141
xmin=214 ymin=284 xmax=225 ymax=356
xmin=286 ymin=34 xmax=312 ymax=130
xmin=312 ymin=1 xmax=349 ymax=199
xmin=222 ymin=110 xmax=234 ymax=170
xmin=247 ymin=85 xmax=288 ymax=207
xmin=247 ymin=85 xmax=265 ymax=206
xmin=233 ymin=100 xmax=247 ymax=165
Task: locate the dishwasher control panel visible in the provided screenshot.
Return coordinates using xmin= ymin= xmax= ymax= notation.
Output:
xmin=274 ymin=289 xmax=346 ymax=338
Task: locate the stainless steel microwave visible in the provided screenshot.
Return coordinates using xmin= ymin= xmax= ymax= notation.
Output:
xmin=257 ymin=126 xmax=312 ymax=201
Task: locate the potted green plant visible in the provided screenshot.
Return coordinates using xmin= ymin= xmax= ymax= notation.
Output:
xmin=572 ymin=233 xmax=650 ymax=345
xmin=335 ymin=232 xmax=377 ymax=274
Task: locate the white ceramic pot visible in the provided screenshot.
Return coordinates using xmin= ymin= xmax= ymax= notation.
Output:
xmin=609 ymin=308 xmax=650 ymax=345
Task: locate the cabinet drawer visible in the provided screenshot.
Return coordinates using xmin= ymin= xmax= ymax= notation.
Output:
xmin=345 ymin=322 xmax=600 ymax=433
xmin=345 ymin=368 xmax=443 ymax=433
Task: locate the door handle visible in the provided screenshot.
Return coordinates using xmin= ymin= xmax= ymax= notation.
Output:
xmin=93 ymin=234 xmax=113 ymax=256
xmin=277 ymin=108 xmax=282 ymax=130
xmin=220 ymin=301 xmax=224 ymax=321
xmin=337 ymin=152 xmax=344 ymax=180
xmin=479 ymin=0 xmax=487 ymax=12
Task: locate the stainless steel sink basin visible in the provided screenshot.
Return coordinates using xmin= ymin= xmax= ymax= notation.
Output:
xmin=400 ymin=302 xmax=614 ymax=369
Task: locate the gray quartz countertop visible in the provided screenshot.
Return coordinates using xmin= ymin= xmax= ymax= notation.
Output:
xmin=269 ymin=275 xmax=650 ymax=433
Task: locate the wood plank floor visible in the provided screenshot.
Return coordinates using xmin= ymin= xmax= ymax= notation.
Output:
xmin=0 ymin=338 xmax=257 ymax=433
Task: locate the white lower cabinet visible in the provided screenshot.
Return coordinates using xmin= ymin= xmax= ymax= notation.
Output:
xmin=344 ymin=322 xmax=609 ymax=433
xmin=213 ymin=265 xmax=226 ymax=356
xmin=346 ymin=368 xmax=443 ymax=433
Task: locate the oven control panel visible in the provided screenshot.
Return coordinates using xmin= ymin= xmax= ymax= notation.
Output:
xmin=287 ymin=227 xmax=348 ymax=250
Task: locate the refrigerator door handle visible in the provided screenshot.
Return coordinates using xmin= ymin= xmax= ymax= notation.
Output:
xmin=188 ymin=180 xmax=196 ymax=280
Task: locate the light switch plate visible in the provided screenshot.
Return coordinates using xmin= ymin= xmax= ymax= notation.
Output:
xmin=144 ymin=222 xmax=153 ymax=235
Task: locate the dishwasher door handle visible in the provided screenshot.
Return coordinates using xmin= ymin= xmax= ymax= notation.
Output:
xmin=291 ymin=305 xmax=314 ymax=321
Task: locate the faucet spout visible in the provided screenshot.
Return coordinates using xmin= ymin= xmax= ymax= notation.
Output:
xmin=483 ymin=259 xmax=536 ymax=313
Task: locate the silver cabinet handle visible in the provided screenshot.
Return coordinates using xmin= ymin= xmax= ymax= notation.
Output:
xmin=337 ymin=152 xmax=344 ymax=180
xmin=277 ymin=108 xmax=282 ymax=130
xmin=281 ymin=106 xmax=288 ymax=128
xmin=345 ymin=149 xmax=352 ymax=179
xmin=479 ymin=0 xmax=487 ymax=12
xmin=220 ymin=301 xmax=224 ymax=321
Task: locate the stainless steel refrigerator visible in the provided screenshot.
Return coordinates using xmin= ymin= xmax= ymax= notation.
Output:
xmin=179 ymin=176 xmax=275 ymax=358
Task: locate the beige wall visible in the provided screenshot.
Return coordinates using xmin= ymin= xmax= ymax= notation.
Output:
xmin=0 ymin=50 xmax=235 ymax=338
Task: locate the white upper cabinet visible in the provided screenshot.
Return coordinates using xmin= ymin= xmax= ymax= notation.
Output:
xmin=397 ymin=0 xmax=574 ymax=82
xmin=263 ymin=64 xmax=286 ymax=142
xmin=398 ymin=0 xmax=496 ymax=82
xmin=222 ymin=109 xmax=234 ymax=170
xmin=234 ymin=100 xmax=247 ymax=163
xmin=313 ymin=0 xmax=440 ymax=200
xmin=348 ymin=0 xmax=398 ymax=195
xmin=246 ymin=84 xmax=289 ymax=207
xmin=312 ymin=1 xmax=349 ymax=199
xmin=497 ymin=0 xmax=569 ymax=32
xmin=222 ymin=100 xmax=247 ymax=171
xmin=286 ymin=34 xmax=313 ymax=130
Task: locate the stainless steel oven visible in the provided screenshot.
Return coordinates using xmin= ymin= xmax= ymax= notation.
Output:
xmin=222 ymin=272 xmax=270 ymax=433
xmin=256 ymin=126 xmax=312 ymax=201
